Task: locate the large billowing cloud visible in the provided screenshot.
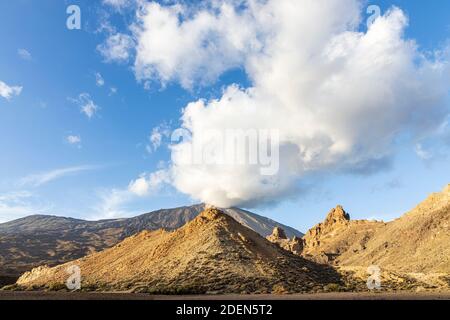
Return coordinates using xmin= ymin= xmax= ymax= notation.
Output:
xmin=123 ymin=0 xmax=450 ymax=208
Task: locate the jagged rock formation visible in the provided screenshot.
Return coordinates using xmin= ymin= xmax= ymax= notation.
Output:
xmin=301 ymin=205 xmax=384 ymax=264
xmin=337 ymin=184 xmax=450 ymax=273
xmin=302 ymin=185 xmax=450 ymax=273
xmin=303 ymin=206 xmax=353 ymax=250
xmin=297 ymin=206 xmax=380 ymax=264
xmin=267 ymin=227 xmax=304 ymax=255
xmin=267 ymin=227 xmax=288 ymax=240
xmin=0 ymin=204 xmax=302 ymax=279
xmin=15 ymin=209 xmax=338 ymax=294
xmin=324 ymin=205 xmax=351 ymax=225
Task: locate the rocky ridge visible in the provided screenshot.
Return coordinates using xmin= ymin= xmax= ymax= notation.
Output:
xmin=0 ymin=204 xmax=302 ymax=278
xmin=14 ymin=208 xmax=338 ymax=294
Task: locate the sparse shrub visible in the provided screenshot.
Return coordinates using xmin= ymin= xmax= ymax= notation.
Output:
xmin=47 ymin=282 xmax=66 ymax=291
xmin=80 ymin=283 xmax=98 ymax=292
xmin=324 ymin=283 xmax=341 ymax=292
xmin=0 ymin=284 xmax=20 ymax=291
xmin=271 ymin=283 xmax=288 ymax=294
xmin=145 ymin=285 xmax=206 ymax=295
xmin=26 ymin=284 xmax=43 ymax=291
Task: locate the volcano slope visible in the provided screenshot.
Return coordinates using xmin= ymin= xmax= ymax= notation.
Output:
xmin=0 ymin=204 xmax=302 ymax=280
xmin=15 ymin=208 xmax=339 ymax=294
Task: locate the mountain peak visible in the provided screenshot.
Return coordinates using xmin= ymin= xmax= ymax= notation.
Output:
xmin=268 ymin=227 xmax=288 ymax=240
xmin=0 ymin=204 xmax=303 ymax=278
xmin=17 ymin=208 xmax=338 ymax=294
xmin=187 ymin=208 xmax=234 ymax=231
xmin=199 ymin=207 xmax=224 ymax=220
xmin=324 ymin=205 xmax=350 ymax=226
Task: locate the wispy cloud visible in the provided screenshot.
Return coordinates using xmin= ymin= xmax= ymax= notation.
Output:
xmin=70 ymin=93 xmax=100 ymax=119
xmin=97 ymin=33 xmax=134 ymax=63
xmin=17 ymin=48 xmax=32 ymax=61
xmin=90 ymin=172 xmax=170 ymax=220
xmin=147 ymin=123 xmax=171 ymax=154
xmin=415 ymin=143 xmax=433 ymax=160
xmin=66 ymin=135 xmax=82 ymax=147
xmin=0 ymin=191 xmax=50 ymax=223
xmin=128 ymin=169 xmax=171 ymax=196
xmin=95 ymin=72 xmax=105 ymax=87
xmin=0 ymin=80 xmax=22 ymax=100
xmin=109 ymin=87 xmax=117 ymax=95
xmin=19 ymin=165 xmax=97 ymax=188
xmin=89 ymin=188 xmax=136 ymax=220
xmin=102 ymin=0 xmax=134 ymax=12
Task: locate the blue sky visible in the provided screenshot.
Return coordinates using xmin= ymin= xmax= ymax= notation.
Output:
xmin=0 ymin=0 xmax=449 ymax=232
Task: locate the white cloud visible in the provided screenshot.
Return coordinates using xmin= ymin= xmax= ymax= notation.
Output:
xmin=70 ymin=93 xmax=100 ymax=119
xmin=0 ymin=191 xmax=32 ymax=204
xmin=102 ymin=0 xmax=131 ymax=10
xmin=124 ymin=0 xmax=450 ymax=208
xmin=96 ymin=19 xmax=116 ymax=35
xmin=95 ymin=72 xmax=105 ymax=87
xmin=0 ymin=80 xmax=22 ymax=100
xmin=97 ymin=33 xmax=134 ymax=63
xmin=66 ymin=135 xmax=82 ymax=147
xmin=128 ymin=170 xmax=171 ymax=196
xmin=91 ymin=170 xmax=171 ymax=219
xmin=132 ymin=1 xmax=261 ymax=89
xmin=149 ymin=131 xmax=162 ymax=152
xmin=147 ymin=123 xmax=171 ymax=153
xmin=109 ymin=87 xmax=118 ymax=95
xmin=0 ymin=191 xmax=49 ymax=223
xmin=18 ymin=48 xmax=32 ymax=61
xmin=413 ymin=116 xmax=450 ymax=160
xmin=90 ymin=188 xmax=135 ymax=220
xmin=414 ymin=143 xmax=433 ymax=160
xmin=19 ymin=165 xmax=96 ymax=188
xmin=128 ymin=177 xmax=149 ymax=196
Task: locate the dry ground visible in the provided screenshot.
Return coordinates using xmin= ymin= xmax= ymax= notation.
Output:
xmin=0 ymin=291 xmax=449 ymax=300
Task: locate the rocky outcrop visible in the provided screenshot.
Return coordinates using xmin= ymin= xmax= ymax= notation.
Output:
xmin=17 ymin=265 xmax=52 ymax=284
xmin=336 ymin=184 xmax=450 ymax=272
xmin=302 ymin=184 xmax=450 ymax=273
xmin=323 ymin=205 xmax=350 ymax=225
xmin=302 ymin=206 xmax=384 ymax=263
xmin=267 ymin=227 xmax=287 ymax=241
xmin=267 ymin=227 xmax=304 ymax=255
xmin=289 ymin=237 xmax=304 ymax=254
xmin=303 ymin=206 xmax=351 ymax=250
